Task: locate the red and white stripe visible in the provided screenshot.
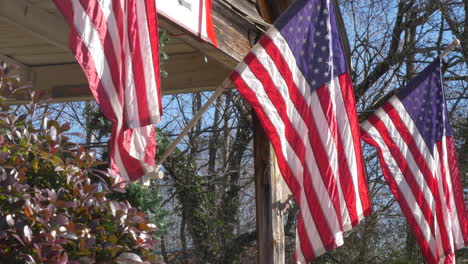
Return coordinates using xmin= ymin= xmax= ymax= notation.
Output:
xmin=230 ymin=27 xmax=371 ymax=262
xmin=53 ymin=0 xmax=162 ymax=181
xmin=361 ymin=96 xmax=468 ymax=264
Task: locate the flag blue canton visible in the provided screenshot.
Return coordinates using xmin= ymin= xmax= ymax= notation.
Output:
xmin=274 ymin=0 xmax=347 ymax=91
xmin=397 ymin=59 xmax=451 ymax=155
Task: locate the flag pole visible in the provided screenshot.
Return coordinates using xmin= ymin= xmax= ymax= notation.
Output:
xmin=441 ymin=38 xmax=460 ymax=58
xmin=141 ymin=78 xmax=231 ymax=184
xmin=157 ymin=78 xmax=232 ymax=167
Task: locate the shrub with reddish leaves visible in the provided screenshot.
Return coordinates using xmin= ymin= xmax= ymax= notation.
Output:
xmin=0 ymin=64 xmax=161 ymax=263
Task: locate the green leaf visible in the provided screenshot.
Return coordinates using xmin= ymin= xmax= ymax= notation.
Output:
xmin=32 ymin=159 xmax=39 ymax=173
xmin=109 ymin=235 xmax=118 ymax=245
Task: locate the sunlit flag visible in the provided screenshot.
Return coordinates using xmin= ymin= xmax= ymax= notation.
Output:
xmin=361 ymin=59 xmax=468 ymax=264
xmin=54 ymin=0 xmax=162 ymax=181
xmin=230 ymin=0 xmax=371 ymax=262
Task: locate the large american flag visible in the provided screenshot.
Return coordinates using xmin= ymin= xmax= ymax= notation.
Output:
xmin=230 ymin=0 xmax=371 ymax=261
xmin=53 ymin=0 xmax=162 ymax=181
xmin=361 ymin=60 xmax=468 ymax=263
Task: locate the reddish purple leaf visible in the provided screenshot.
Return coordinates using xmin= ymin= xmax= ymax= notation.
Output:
xmin=24 ymin=254 xmax=36 ymax=264
xmin=11 ymin=233 xmax=25 ymax=246
xmin=58 ymin=252 xmax=68 ymax=264
xmin=51 ymin=214 xmax=69 ymax=226
xmin=55 ymin=200 xmax=73 ymax=209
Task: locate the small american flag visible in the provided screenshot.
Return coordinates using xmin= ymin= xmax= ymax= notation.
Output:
xmin=53 ymin=0 xmax=162 ymax=181
xmin=230 ymin=0 xmax=371 ymax=262
xmin=361 ymin=59 xmax=468 ymax=264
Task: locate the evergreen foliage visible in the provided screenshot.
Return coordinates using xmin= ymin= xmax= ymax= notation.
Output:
xmin=0 ymin=64 xmax=161 ymax=263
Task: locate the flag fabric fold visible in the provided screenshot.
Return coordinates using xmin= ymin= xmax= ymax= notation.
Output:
xmin=230 ymin=0 xmax=371 ymax=262
xmin=53 ymin=0 xmax=162 ymax=181
xmin=361 ymin=59 xmax=468 ymax=264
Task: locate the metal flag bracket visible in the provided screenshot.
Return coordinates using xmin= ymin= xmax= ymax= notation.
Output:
xmin=140 ymin=165 xmax=164 ymax=186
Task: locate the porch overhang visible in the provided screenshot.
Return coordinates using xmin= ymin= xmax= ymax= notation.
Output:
xmin=0 ymin=0 xmax=265 ymax=102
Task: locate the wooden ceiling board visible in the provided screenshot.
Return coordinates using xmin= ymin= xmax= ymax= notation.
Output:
xmin=13 ymin=54 xmax=76 ymax=66
xmin=0 ymin=20 xmax=51 ymax=47
xmin=164 ymin=37 xmax=197 ymax=55
xmin=162 ymin=52 xmax=232 ymax=94
xmin=28 ymin=0 xmax=58 ymax=11
xmin=0 ymin=39 xmax=52 ymax=50
xmin=0 ymin=0 xmax=70 ymax=51
xmin=1 ymin=44 xmax=69 ymax=56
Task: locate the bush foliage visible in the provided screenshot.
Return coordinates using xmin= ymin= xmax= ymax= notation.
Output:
xmin=0 ymin=65 xmax=161 ymax=263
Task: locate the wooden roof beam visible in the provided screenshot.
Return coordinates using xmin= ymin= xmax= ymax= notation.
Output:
xmin=256 ymin=0 xmax=293 ymax=23
xmin=5 ymin=51 xmax=231 ymax=103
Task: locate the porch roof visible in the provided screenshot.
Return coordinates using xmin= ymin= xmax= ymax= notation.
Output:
xmin=0 ymin=0 xmax=266 ymax=102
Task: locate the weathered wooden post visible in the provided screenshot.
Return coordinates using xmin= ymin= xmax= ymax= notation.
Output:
xmin=254 ymin=115 xmax=292 ymax=264
xmin=254 ymin=1 xmax=293 ymax=263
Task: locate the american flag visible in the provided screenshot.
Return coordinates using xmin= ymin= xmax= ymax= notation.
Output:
xmin=361 ymin=59 xmax=468 ymax=264
xmin=54 ymin=0 xmax=162 ymax=181
xmin=230 ymin=0 xmax=371 ymax=261
xmin=53 ymin=0 xmax=162 ymax=181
